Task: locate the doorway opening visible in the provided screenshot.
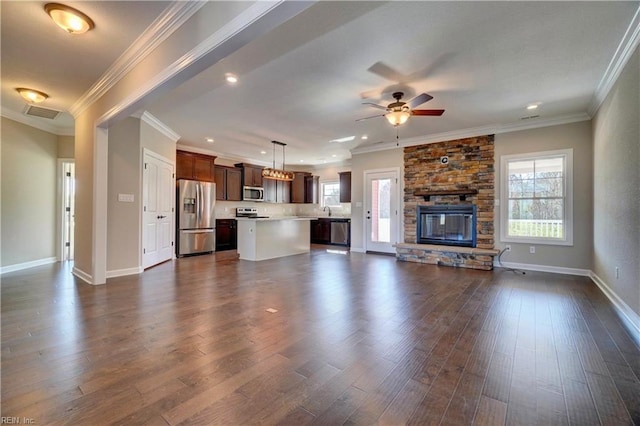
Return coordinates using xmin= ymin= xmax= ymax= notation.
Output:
xmin=59 ymin=160 xmax=75 ymax=261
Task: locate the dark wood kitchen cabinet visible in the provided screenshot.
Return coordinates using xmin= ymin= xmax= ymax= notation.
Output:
xmin=310 ymin=219 xmax=331 ymax=244
xmin=339 ymin=171 xmax=351 ymax=203
xmin=214 ymin=166 xmax=241 ymax=201
xmin=176 ymin=150 xmax=216 ymax=182
xmin=215 ymin=219 xmax=237 ymax=251
xmin=264 ymin=178 xmax=290 ymax=203
xmin=305 ymin=175 xmax=319 ymax=204
xmin=291 ymin=172 xmax=311 ymax=203
xmin=235 ymin=163 xmax=264 ymax=187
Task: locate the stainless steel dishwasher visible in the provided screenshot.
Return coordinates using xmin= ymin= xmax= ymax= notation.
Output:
xmin=330 ymin=220 xmax=350 ymax=246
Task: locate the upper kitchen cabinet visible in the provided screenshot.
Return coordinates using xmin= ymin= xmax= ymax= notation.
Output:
xmin=176 ymin=150 xmax=216 ymax=182
xmin=263 ymin=179 xmax=290 ymax=203
xmin=291 ymin=172 xmax=311 ymax=203
xmin=235 ymin=163 xmax=264 ymax=187
xmin=339 ymin=171 xmax=351 ymax=203
xmin=305 ymin=175 xmax=319 ymax=204
xmin=214 ymin=166 xmax=242 ymax=201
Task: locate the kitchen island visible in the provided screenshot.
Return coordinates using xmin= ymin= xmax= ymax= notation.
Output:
xmin=236 ymin=216 xmax=316 ymax=261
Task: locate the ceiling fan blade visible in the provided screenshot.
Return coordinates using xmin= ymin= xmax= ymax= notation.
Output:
xmin=362 ymin=102 xmax=388 ymax=111
xmin=356 ymin=114 xmax=384 ymax=122
xmin=411 ymin=109 xmax=445 ymax=116
xmin=367 ymin=61 xmax=406 ymax=82
xmin=409 ymin=93 xmax=433 ymax=109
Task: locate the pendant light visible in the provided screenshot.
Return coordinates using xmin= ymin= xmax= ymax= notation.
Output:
xmin=262 ymin=141 xmax=294 ymax=181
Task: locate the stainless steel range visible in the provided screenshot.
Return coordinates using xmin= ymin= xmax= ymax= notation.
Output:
xmin=236 ymin=207 xmax=269 ymax=219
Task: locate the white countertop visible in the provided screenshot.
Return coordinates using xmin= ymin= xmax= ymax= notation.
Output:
xmin=234 ymin=216 xmax=350 ymax=221
xmin=235 ymin=216 xmax=317 ymax=222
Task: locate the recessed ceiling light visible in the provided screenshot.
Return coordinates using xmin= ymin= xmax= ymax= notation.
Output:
xmin=331 ymin=154 xmax=337 ymax=158
xmin=299 ymin=160 xmax=304 ymax=163
xmin=225 ymin=73 xmax=238 ymax=84
xmin=330 ymin=136 xmax=355 ymax=143
xmin=16 ymin=88 xmax=48 ymax=103
xmin=526 ymin=104 xmax=539 ymax=110
xmin=45 ymin=3 xmax=94 ymax=34
xmin=361 ymin=135 xmax=368 ymax=140
xmin=205 ymin=137 xmax=214 ymax=143
xmin=260 ymin=150 xmax=267 ymax=155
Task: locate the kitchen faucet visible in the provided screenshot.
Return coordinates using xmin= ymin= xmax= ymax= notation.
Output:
xmin=323 ymin=206 xmax=332 ymax=217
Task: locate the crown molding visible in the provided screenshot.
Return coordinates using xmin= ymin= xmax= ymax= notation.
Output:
xmin=139 ymin=111 xmax=180 ymax=142
xmin=588 ymin=5 xmax=640 ymax=117
xmin=1 ymin=107 xmax=74 ymax=136
xmin=94 ymin=1 xmax=312 ymax=128
xmin=176 ymin=143 xmax=270 ymax=166
xmin=351 ymin=112 xmax=591 ymax=155
xmin=69 ymin=1 xmax=206 ymax=118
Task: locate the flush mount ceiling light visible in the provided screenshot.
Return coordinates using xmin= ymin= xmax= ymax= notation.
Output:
xmin=262 ymin=141 xmax=294 ymax=181
xmin=45 ymin=3 xmax=95 ymax=34
xmin=16 ymin=88 xmax=49 ymax=103
xmin=205 ymin=137 xmax=214 ymax=143
xmin=225 ymin=73 xmax=238 ymax=84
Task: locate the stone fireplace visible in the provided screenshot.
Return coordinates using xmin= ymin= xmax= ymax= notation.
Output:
xmin=395 ymin=135 xmax=499 ymax=270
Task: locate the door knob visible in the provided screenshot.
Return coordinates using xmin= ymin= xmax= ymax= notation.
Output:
xmin=157 ymin=215 xmax=166 ymax=219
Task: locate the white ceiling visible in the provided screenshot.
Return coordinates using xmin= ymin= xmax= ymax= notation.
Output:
xmin=2 ymin=1 xmax=638 ymax=166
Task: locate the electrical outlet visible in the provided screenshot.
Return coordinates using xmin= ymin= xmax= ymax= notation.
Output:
xmin=505 ymin=245 xmax=511 ymax=252
xmin=529 ymin=246 xmax=535 ymax=254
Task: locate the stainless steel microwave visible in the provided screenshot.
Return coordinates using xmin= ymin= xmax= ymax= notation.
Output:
xmin=243 ymin=186 xmax=264 ymax=202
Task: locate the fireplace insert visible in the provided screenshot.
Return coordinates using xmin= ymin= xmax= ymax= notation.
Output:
xmin=416 ymin=205 xmax=477 ymax=247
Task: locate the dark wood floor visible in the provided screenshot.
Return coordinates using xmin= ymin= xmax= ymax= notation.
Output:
xmin=2 ymin=248 xmax=639 ymax=425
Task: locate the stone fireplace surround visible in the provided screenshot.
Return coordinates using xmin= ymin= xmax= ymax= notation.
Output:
xmin=396 ymin=135 xmax=499 ymax=270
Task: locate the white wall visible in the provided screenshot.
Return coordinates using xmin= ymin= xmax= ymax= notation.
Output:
xmin=107 ymin=118 xmax=142 ymax=272
xmin=495 ymin=121 xmax=594 ymax=270
xmin=106 ymin=117 xmax=177 ymax=274
xmin=1 ymin=117 xmax=59 ymax=268
xmin=592 ymin=45 xmax=639 ymax=319
xmin=350 ymin=148 xmax=404 ymax=251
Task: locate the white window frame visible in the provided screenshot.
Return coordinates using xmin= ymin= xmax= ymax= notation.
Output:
xmin=321 ymin=180 xmax=341 ymax=208
xmin=500 ymin=148 xmax=573 ymax=246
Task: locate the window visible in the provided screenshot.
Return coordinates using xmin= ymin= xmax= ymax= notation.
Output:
xmin=500 ymin=149 xmax=573 ymax=245
xmin=321 ymin=181 xmax=340 ymax=207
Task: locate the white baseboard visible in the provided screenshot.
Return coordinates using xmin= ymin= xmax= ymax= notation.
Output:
xmin=494 ymin=260 xmax=590 ymax=276
xmin=72 ymin=267 xmax=95 ymax=285
xmin=350 ymin=247 xmax=366 ymax=253
xmin=1 ymin=257 xmax=57 ymax=274
xmin=106 ymin=266 xmax=143 ymax=278
xmin=589 ymin=272 xmax=640 ymax=345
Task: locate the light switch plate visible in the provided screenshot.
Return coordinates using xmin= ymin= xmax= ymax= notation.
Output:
xmin=118 ymin=193 xmax=134 ymax=202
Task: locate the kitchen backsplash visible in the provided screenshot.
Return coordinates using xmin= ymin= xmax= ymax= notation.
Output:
xmin=215 ymin=200 xmax=351 ymax=219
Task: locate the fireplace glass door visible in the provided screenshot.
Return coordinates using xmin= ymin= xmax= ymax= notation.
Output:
xmin=417 ymin=205 xmax=477 ymax=247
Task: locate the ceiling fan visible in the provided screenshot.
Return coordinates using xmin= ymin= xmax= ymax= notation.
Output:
xmin=357 ymin=91 xmax=445 ymax=126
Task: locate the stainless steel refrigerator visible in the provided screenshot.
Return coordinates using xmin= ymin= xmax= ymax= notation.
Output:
xmin=177 ymin=179 xmax=216 ymax=256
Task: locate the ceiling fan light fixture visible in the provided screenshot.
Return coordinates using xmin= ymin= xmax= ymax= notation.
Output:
xmin=385 ymin=110 xmax=410 ymax=126
xmin=45 ymin=3 xmax=94 ymax=34
xmin=16 ymin=88 xmax=49 ymax=103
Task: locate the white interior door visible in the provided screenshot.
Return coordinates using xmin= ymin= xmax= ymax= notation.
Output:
xmin=143 ymin=152 xmax=174 ymax=269
xmin=365 ymin=169 xmax=400 ymax=254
